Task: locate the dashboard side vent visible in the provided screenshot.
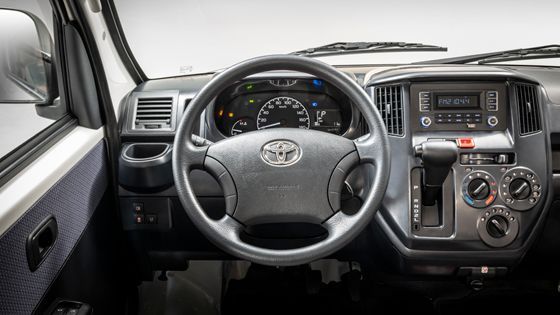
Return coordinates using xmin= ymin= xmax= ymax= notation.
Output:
xmin=514 ymin=83 xmax=541 ymax=135
xmin=133 ymin=96 xmax=174 ymax=130
xmin=371 ymin=85 xmax=404 ymax=136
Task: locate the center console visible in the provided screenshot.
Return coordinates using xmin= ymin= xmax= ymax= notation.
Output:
xmin=366 ymin=73 xmax=551 ymax=275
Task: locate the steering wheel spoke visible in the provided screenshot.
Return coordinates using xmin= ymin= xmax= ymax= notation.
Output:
xmin=353 ymin=134 xmax=389 ymax=166
xmin=204 ymin=156 xmax=238 ymax=215
xmin=175 ymin=140 xmax=210 ymax=170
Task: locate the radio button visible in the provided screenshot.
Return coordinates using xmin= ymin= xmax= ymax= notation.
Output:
xmin=487 ymin=91 xmax=498 ymax=98
xmin=420 ymin=116 xmax=432 ymax=128
xmin=420 ymin=92 xmax=430 ymax=98
xmin=487 ymin=116 xmax=499 ymax=127
xmin=487 ymin=98 xmax=497 ymax=104
xmin=474 ymin=113 xmax=482 ymax=118
xmin=420 ymin=104 xmax=430 ymax=111
xmin=474 ymin=118 xmax=482 ymax=123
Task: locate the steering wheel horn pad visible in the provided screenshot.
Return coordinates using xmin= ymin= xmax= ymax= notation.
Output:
xmin=206 ymin=128 xmax=356 ymax=225
xmin=173 ymin=55 xmax=390 ymax=266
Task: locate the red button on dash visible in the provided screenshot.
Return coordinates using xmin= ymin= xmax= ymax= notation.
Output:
xmin=456 ymin=138 xmax=475 ymax=149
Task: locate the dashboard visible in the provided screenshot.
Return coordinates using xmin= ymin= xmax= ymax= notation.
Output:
xmin=212 ymin=78 xmax=354 ymax=137
xmin=117 ymin=64 xmax=560 ymax=279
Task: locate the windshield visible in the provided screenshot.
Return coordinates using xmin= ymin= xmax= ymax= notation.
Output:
xmin=114 ymin=0 xmax=560 ymax=78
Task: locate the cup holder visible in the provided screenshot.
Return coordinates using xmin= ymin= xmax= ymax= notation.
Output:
xmin=119 ymin=143 xmax=173 ymax=192
xmin=123 ymin=143 xmax=170 ymax=160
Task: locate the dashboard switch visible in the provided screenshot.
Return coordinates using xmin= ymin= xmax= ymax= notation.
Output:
xmin=456 ymin=138 xmax=475 ymax=149
xmin=146 ymin=214 xmax=158 ymax=224
xmin=134 ymin=214 xmax=145 ymax=224
xmin=133 ymin=202 xmax=144 ymax=213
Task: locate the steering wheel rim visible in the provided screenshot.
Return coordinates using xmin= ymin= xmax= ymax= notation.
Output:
xmin=173 ymin=55 xmax=390 ymax=266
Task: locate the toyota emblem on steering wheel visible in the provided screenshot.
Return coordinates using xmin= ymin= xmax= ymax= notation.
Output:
xmin=261 ymin=140 xmax=301 ymax=166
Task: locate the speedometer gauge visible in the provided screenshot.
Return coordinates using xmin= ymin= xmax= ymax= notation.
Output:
xmin=256 ymin=97 xmax=310 ymax=130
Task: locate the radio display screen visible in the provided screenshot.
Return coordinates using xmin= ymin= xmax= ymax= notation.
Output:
xmin=435 ymin=94 xmax=479 ymax=109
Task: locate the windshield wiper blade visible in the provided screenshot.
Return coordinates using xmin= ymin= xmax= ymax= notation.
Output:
xmin=290 ymin=42 xmax=447 ymax=58
xmin=417 ymin=45 xmax=560 ymax=65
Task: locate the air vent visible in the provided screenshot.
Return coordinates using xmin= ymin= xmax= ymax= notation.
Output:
xmin=134 ymin=96 xmax=174 ymax=130
xmin=371 ymin=85 xmax=404 ymax=136
xmin=514 ymin=83 xmax=541 ymax=135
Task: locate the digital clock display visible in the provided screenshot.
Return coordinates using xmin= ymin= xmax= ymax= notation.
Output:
xmin=436 ymin=95 xmax=479 ymax=109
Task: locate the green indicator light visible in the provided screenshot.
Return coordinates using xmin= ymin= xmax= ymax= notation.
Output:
xmin=249 ymin=99 xmax=255 ymax=104
xmin=246 ymin=84 xmax=253 ymax=90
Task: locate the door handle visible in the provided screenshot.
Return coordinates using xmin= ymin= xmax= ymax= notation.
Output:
xmin=26 ymin=215 xmax=58 ymax=271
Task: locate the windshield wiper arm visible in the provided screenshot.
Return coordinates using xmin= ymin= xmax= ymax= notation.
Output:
xmin=417 ymin=45 xmax=560 ymax=65
xmin=290 ymin=42 xmax=447 ymax=58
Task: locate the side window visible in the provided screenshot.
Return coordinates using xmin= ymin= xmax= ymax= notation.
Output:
xmin=0 ymin=5 xmax=66 ymax=159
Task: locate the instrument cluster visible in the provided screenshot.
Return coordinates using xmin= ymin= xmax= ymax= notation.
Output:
xmin=213 ymin=78 xmax=353 ymax=137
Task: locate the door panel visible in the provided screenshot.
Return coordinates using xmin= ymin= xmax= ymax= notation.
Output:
xmin=0 ymin=127 xmax=104 ymax=234
xmin=0 ymin=137 xmax=108 ymax=313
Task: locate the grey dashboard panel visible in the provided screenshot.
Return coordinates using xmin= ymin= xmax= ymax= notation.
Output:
xmin=118 ymin=62 xmax=559 ymax=273
xmin=0 ymin=142 xmax=107 ymax=314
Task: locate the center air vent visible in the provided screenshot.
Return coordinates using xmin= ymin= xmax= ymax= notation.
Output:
xmin=133 ymin=96 xmax=175 ymax=130
xmin=369 ymin=85 xmax=404 ymax=136
xmin=514 ymin=83 xmax=541 ymax=135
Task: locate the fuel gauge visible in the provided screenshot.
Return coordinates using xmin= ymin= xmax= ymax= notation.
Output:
xmin=230 ymin=117 xmax=256 ymax=136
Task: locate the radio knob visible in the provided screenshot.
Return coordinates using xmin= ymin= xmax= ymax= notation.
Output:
xmin=487 ymin=116 xmax=499 ymax=128
xmin=420 ymin=116 xmax=432 ymax=128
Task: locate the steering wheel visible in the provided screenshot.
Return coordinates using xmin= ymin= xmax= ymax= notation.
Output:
xmin=173 ymin=55 xmax=390 ymax=266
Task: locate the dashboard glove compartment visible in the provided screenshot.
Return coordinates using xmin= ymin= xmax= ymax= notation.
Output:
xmin=119 ymin=143 xmax=173 ymax=192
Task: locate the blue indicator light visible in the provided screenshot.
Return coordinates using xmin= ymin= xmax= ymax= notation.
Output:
xmin=312 ymin=79 xmax=323 ymax=87
xmin=464 ymin=195 xmax=474 ymax=205
xmin=311 ymin=102 xmax=318 ymax=107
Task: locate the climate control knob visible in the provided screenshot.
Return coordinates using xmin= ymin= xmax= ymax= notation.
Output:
xmin=486 ymin=215 xmax=508 ymax=238
xmin=478 ymin=207 xmax=519 ymax=247
xmin=462 ymin=171 xmax=498 ymax=208
xmin=509 ymin=178 xmax=531 ymax=200
xmin=499 ymin=167 xmax=542 ymax=211
xmin=467 ymin=178 xmax=490 ymax=200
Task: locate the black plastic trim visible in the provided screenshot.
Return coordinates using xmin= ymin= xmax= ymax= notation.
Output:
xmin=63 ymin=24 xmax=103 ymax=129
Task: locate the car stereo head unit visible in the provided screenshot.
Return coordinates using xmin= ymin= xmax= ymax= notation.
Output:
xmin=433 ymin=93 xmax=480 ymax=110
xmin=412 ymin=83 xmax=507 ymax=132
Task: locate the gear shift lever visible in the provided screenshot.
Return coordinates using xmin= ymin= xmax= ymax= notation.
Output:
xmin=414 ymin=141 xmax=458 ymax=206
